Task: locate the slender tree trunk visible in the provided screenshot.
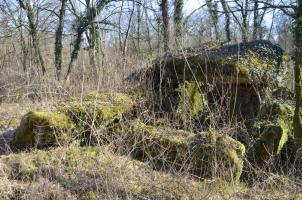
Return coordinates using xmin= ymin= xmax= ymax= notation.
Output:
xmin=122 ymin=2 xmax=135 ymax=56
xmin=252 ymin=0 xmax=259 ymax=40
xmin=121 ymin=2 xmax=135 ymax=80
xmin=293 ymin=1 xmax=302 ymax=148
xmin=65 ymin=30 xmax=83 ymax=82
xmin=267 ymin=10 xmax=275 ymax=40
xmin=160 ymin=0 xmax=169 ymax=52
xmin=65 ymin=0 xmax=113 ymax=82
xmin=259 ymin=8 xmax=268 ymax=39
xmin=99 ymin=30 xmax=106 ymax=86
xmin=220 ymin=0 xmax=231 ymax=42
xmin=88 ymin=26 xmax=97 ymax=74
xmin=136 ymin=1 xmax=141 ymax=52
xmin=205 ymin=0 xmax=220 ymax=40
xmin=87 ymin=1 xmax=100 ymax=76
xmin=144 ymin=7 xmax=152 ymax=54
xmin=156 ymin=16 xmax=161 ymax=53
xmin=174 ymin=0 xmax=183 ymax=44
xmin=54 ymin=0 xmax=68 ymax=81
xmin=118 ymin=0 xmax=124 ymax=51
xmin=18 ymin=11 xmax=27 ymax=72
xmin=18 ymin=0 xmax=46 ymax=75
xmin=242 ymin=0 xmax=249 ymax=42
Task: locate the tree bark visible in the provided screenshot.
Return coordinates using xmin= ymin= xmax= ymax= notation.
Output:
xmin=54 ymin=0 xmax=68 ymax=81
xmin=18 ymin=0 xmax=46 ymax=75
xmin=242 ymin=0 xmax=249 ymax=42
xmin=252 ymin=0 xmax=260 ymax=40
xmin=136 ymin=1 xmax=141 ymax=51
xmin=118 ymin=0 xmax=124 ymax=51
xmin=160 ymin=0 xmax=169 ymax=52
xmin=293 ymin=1 xmax=302 ymax=148
xmin=220 ymin=0 xmax=231 ymax=42
xmin=144 ymin=6 xmax=152 ymax=54
xmin=205 ymin=0 xmax=220 ymax=40
xmin=18 ymin=10 xmax=28 ymax=72
xmin=65 ymin=0 xmax=112 ymax=82
xmin=174 ymin=0 xmax=183 ymax=44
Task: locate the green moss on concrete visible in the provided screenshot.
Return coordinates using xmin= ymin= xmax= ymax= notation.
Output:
xmin=117 ymin=121 xmax=245 ymax=181
xmin=192 ymin=130 xmax=245 ymax=182
xmin=258 ymin=122 xmax=289 ymax=162
xmin=177 ymin=82 xmax=205 ymax=122
xmin=11 ymin=111 xmax=75 ymax=147
xmin=60 ymin=92 xmax=134 ymax=128
xmin=166 ymin=43 xmax=282 ymax=85
xmin=254 ymin=101 xmax=294 ymax=163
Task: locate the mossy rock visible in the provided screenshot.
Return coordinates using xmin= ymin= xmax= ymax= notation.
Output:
xmin=59 ymin=92 xmax=135 ymax=129
xmin=252 ymin=102 xmax=294 ymax=163
xmin=11 ymin=111 xmax=75 ymax=147
xmin=115 ymin=120 xmax=245 ymax=181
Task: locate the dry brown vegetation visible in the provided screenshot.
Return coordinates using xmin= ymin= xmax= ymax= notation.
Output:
xmin=1 ymin=0 xmax=302 ymax=199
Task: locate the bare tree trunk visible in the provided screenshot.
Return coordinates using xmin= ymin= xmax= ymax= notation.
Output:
xmin=121 ymin=2 xmax=135 ymax=80
xmin=99 ymin=30 xmax=106 ymax=86
xmin=18 ymin=10 xmax=28 ymax=72
xmin=136 ymin=0 xmax=141 ymax=52
xmin=242 ymin=0 xmax=249 ymax=42
xmin=65 ymin=0 xmax=113 ymax=82
xmin=118 ymin=0 xmax=125 ymax=51
xmin=220 ymin=0 xmax=231 ymax=42
xmin=65 ymin=30 xmax=83 ymax=82
xmin=252 ymin=0 xmax=259 ymax=40
xmin=205 ymin=0 xmax=220 ymax=40
xmin=122 ymin=3 xmax=135 ymax=56
xmin=156 ymin=15 xmax=161 ymax=53
xmin=54 ymin=0 xmax=68 ymax=81
xmin=86 ymin=0 xmax=101 ymax=76
xmin=144 ymin=6 xmax=152 ymax=54
xmin=18 ymin=0 xmax=46 ymax=75
xmin=160 ymin=0 xmax=169 ymax=52
xmin=259 ymin=8 xmax=268 ymax=39
xmin=293 ymin=1 xmax=302 ymax=148
xmin=174 ymin=0 xmax=183 ymax=45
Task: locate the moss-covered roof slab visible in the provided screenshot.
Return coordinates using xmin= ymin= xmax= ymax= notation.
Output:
xmin=154 ymin=40 xmax=284 ymax=84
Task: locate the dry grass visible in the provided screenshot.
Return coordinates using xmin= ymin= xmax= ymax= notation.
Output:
xmin=0 ymin=144 xmax=300 ymax=200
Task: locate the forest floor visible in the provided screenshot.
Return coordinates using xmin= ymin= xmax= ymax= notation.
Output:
xmin=0 ymin=100 xmax=301 ymax=199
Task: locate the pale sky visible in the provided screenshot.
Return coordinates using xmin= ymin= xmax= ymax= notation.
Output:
xmin=184 ymin=0 xmax=204 ymax=13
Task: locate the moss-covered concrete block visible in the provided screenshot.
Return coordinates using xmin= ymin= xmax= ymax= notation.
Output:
xmin=177 ymin=81 xmax=206 ymax=122
xmin=116 ymin=120 xmax=245 ymax=181
xmin=253 ymin=101 xmax=294 ymax=163
xmin=152 ymin=40 xmax=284 ymax=86
xmin=11 ymin=111 xmax=75 ymax=147
xmin=59 ymin=92 xmax=134 ymax=128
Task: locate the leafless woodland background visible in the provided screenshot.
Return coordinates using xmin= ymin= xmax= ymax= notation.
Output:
xmin=0 ymin=0 xmax=295 ymax=102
